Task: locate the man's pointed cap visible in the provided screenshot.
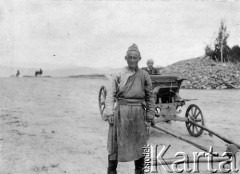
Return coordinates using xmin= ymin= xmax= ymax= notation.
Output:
xmin=127 ymin=43 xmax=140 ymax=55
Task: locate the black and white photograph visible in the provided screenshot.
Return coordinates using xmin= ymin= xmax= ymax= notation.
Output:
xmin=0 ymin=0 xmax=240 ymax=173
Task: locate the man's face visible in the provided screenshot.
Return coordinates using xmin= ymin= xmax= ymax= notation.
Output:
xmin=125 ymin=51 xmax=141 ymax=69
xmin=147 ymin=62 xmax=154 ymax=69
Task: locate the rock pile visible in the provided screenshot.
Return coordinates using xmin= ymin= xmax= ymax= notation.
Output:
xmin=160 ymin=56 xmax=240 ymax=89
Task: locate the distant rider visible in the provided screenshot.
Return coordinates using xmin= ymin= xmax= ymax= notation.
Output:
xmin=16 ymin=70 xmax=20 ymax=77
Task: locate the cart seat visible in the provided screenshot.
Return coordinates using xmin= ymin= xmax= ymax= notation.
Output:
xmin=150 ymin=75 xmax=179 ymax=89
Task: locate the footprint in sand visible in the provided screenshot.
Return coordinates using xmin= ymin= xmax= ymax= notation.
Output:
xmin=32 ymin=164 xmax=59 ymax=172
xmin=6 ymin=120 xmax=20 ymax=125
xmin=10 ymin=129 xmax=24 ymax=136
xmin=50 ymin=164 xmax=59 ymax=168
xmin=6 ymin=120 xmax=28 ymax=127
xmin=32 ymin=165 xmax=48 ymax=172
xmin=0 ymin=114 xmax=11 ymax=120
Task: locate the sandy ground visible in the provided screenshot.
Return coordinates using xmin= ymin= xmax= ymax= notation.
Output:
xmin=0 ymin=77 xmax=240 ymax=174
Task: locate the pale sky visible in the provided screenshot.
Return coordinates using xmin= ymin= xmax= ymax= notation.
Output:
xmin=0 ymin=0 xmax=240 ymax=69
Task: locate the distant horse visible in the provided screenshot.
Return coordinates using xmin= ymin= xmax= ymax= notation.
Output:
xmin=35 ymin=69 xmax=43 ymax=77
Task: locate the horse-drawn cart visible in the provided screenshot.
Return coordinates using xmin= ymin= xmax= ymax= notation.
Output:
xmin=98 ymin=75 xmax=205 ymax=137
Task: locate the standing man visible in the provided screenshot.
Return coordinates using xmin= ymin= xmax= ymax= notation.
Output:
xmin=142 ymin=59 xmax=158 ymax=75
xmin=103 ymin=43 xmax=155 ymax=174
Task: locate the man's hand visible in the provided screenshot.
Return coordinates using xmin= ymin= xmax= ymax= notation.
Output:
xmin=146 ymin=117 xmax=155 ymax=126
xmin=108 ymin=114 xmax=114 ymax=125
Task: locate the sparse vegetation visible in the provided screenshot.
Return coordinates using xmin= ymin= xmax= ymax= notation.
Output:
xmin=205 ymin=20 xmax=240 ymax=63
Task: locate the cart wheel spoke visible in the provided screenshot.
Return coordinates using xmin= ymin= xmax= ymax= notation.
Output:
xmin=101 ymin=96 xmax=105 ymax=101
xmin=194 ymin=126 xmax=199 ymax=133
xmin=193 ymin=107 xmax=197 ymax=117
xmin=187 ymin=123 xmax=191 ymax=129
xmin=188 ymin=111 xmax=192 ymax=117
xmin=191 ymin=109 xmax=194 ymax=117
xmin=189 ymin=116 xmax=195 ymax=121
xmin=195 ymin=119 xmax=202 ymax=122
xmin=187 ymin=113 xmax=192 ymax=118
xmin=194 ymin=111 xmax=200 ymax=118
xmin=191 ymin=125 xmax=195 ymax=133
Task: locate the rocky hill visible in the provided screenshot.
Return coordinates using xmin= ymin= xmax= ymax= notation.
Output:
xmin=161 ymin=56 xmax=240 ymax=89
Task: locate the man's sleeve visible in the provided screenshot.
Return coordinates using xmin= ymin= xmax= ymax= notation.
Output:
xmin=103 ymin=74 xmax=117 ymax=121
xmin=144 ymin=72 xmax=155 ymax=122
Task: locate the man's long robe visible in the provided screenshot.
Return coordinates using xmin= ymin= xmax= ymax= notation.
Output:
xmin=104 ymin=67 xmax=155 ymax=162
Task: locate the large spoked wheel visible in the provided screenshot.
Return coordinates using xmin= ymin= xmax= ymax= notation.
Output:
xmin=185 ymin=104 xmax=205 ymax=137
xmin=98 ymin=86 xmax=107 ymax=120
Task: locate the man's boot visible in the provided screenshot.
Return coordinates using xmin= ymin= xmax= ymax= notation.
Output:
xmin=134 ymin=156 xmax=145 ymax=174
xmin=107 ymin=156 xmax=118 ymax=174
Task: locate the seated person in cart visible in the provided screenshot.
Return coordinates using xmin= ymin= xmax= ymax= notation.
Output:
xmin=142 ymin=59 xmax=160 ymax=102
xmin=103 ymin=43 xmax=155 ymax=174
xmin=142 ymin=59 xmax=158 ymax=75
